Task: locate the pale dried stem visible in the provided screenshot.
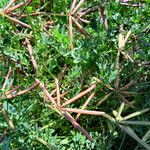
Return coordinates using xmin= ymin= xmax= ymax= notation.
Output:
xmin=78 ymin=17 xmax=90 ymax=24
xmin=55 ymin=78 xmax=61 ymax=106
xmin=69 ymin=15 xmax=74 ymax=49
xmin=70 ymin=0 xmax=77 ymax=13
xmin=62 ymin=84 xmax=96 ymax=107
xmin=63 ymin=108 xmax=106 ymax=116
xmin=25 ymin=38 xmax=38 ymax=73
xmin=1 ymin=67 xmax=12 ymax=90
xmin=71 ymin=0 xmax=85 ymax=15
xmin=76 ymin=92 xmax=95 ymax=120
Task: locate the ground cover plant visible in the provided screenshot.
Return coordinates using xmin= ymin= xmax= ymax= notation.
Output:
xmin=0 ymin=0 xmax=150 ymax=149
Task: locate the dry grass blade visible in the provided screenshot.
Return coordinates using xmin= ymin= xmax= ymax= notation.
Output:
xmin=69 ymin=15 xmax=74 ymax=49
xmin=25 ymin=38 xmax=38 ymax=74
xmin=76 ymin=92 xmax=95 ymax=120
xmin=35 ymin=79 xmax=56 ymax=106
xmin=1 ymin=67 xmax=12 ymax=90
xmin=63 ymin=108 xmax=106 ymax=116
xmin=62 ymin=84 xmax=96 ymax=107
xmin=62 ymin=111 xmax=93 ymax=141
xmin=6 ymin=82 xmax=39 ymax=99
xmin=55 ymin=78 xmax=61 ymax=107
xmin=71 ymin=0 xmax=85 ymax=14
xmin=72 ymin=17 xmax=89 ymax=35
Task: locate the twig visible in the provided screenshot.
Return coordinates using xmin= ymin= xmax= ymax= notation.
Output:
xmin=69 ymin=15 xmax=74 ymax=49
xmin=35 ymin=79 xmax=56 ymax=106
xmin=2 ymin=108 xmax=14 ymax=129
xmin=5 ymin=85 xmax=21 ymax=95
xmin=55 ymin=78 xmax=61 ymax=107
xmin=6 ymin=0 xmax=28 ymax=13
xmin=1 ymin=67 xmax=12 ymax=90
xmin=71 ymin=0 xmax=85 ymax=15
xmin=63 ymin=108 xmax=105 ymax=116
xmin=76 ymin=92 xmax=95 ymax=119
xmin=6 ymin=82 xmax=39 ymax=99
xmin=25 ymin=38 xmax=38 ymax=74
xmin=72 ymin=17 xmax=89 ymax=35
xmin=62 ymin=111 xmax=93 ymax=141
xmin=62 ymin=84 xmax=96 ymax=106
xmin=70 ymin=0 xmax=77 ymax=13
xmin=4 ymin=14 xmax=31 ymax=28
xmin=4 ymin=0 xmax=16 ymax=12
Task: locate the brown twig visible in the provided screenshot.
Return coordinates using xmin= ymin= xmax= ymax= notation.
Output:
xmin=63 ymin=108 xmax=105 ymax=116
xmin=1 ymin=67 xmax=12 ymax=90
xmin=62 ymin=111 xmax=93 ymax=141
xmin=5 ymin=85 xmax=21 ymax=95
xmin=4 ymin=0 xmax=16 ymax=12
xmin=2 ymin=108 xmax=14 ymax=129
xmin=35 ymin=79 xmax=56 ymax=106
xmin=25 ymin=38 xmax=38 ymax=74
xmin=6 ymin=0 xmax=28 ymax=13
xmin=62 ymin=84 xmax=96 ymax=107
xmin=6 ymin=82 xmax=39 ymax=99
xmin=4 ymin=14 xmax=31 ymax=28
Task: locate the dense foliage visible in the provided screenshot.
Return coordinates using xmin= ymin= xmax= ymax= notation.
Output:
xmin=0 ymin=0 xmax=150 ymax=149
